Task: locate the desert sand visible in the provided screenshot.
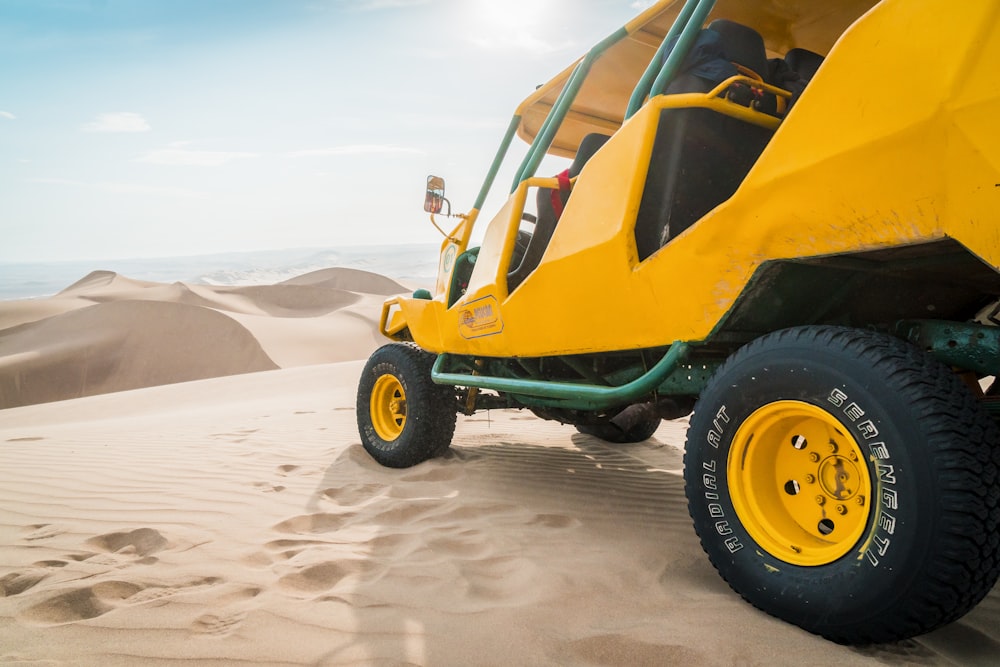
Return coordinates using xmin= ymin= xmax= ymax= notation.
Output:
xmin=2 ymin=267 xmax=999 ymax=666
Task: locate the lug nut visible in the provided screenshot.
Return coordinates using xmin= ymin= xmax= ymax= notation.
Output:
xmin=836 ymin=504 xmax=847 ymax=515
xmin=828 ymin=442 xmax=839 ymax=453
xmin=804 ymin=474 xmax=816 ymax=484
xmin=855 ymin=495 xmax=866 ymax=506
xmin=809 ymin=452 xmax=820 ymax=462
xmin=815 ymin=495 xmax=826 ymax=505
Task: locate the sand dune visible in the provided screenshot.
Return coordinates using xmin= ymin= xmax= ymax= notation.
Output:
xmin=0 ymin=267 xmax=402 ymax=408
xmin=2 ymin=267 xmax=999 ymax=665
xmin=0 ymin=299 xmax=278 ymax=408
xmin=280 ymin=266 xmax=410 ymax=295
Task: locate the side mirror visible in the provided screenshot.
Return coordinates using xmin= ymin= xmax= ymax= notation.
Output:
xmin=424 ymin=175 xmax=446 ymax=214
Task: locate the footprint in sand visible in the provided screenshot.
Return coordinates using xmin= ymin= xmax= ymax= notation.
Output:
xmin=276 ymin=560 xmax=373 ymax=596
xmin=321 ymin=482 xmax=386 ymax=506
xmin=0 ymin=571 xmax=49 ymax=597
xmin=275 ymin=464 xmax=321 ymax=477
xmin=86 ymin=527 xmax=169 ymax=557
xmin=18 ymin=577 xmax=224 ymax=626
xmin=127 ymin=577 xmax=222 ymax=604
xmin=252 ymin=481 xmax=286 ymax=493
xmin=19 ymin=581 xmax=144 ymax=625
xmin=264 ymin=538 xmax=334 ymax=551
xmin=272 ymin=513 xmax=346 ymax=535
xmin=191 ymin=610 xmax=247 ymax=636
xmin=32 ymin=560 xmax=69 ymax=569
xmin=22 ymin=524 xmax=65 ymax=541
xmin=261 ymin=537 xmax=334 ymax=561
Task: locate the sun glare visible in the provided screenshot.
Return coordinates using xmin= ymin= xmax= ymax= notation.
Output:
xmin=463 ymin=0 xmax=568 ymax=54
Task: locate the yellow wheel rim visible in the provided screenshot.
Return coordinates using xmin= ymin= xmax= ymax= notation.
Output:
xmin=727 ymin=400 xmax=872 ymax=566
xmin=370 ymin=374 xmax=407 ymax=441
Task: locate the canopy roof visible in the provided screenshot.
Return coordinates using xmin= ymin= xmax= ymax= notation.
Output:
xmin=515 ymin=0 xmax=881 ymax=158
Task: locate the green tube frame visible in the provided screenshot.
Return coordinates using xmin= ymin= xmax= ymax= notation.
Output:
xmin=648 ymin=0 xmax=717 ymax=98
xmin=431 ymin=342 xmax=690 ymax=411
xmin=474 ymin=114 xmax=522 ymax=212
xmin=625 ymin=0 xmax=701 ymax=119
xmin=511 ymin=26 xmax=629 ymax=190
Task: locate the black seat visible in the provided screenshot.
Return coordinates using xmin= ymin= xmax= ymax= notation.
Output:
xmin=508 ymin=133 xmax=610 ymax=292
xmin=767 ymin=47 xmax=825 ymax=114
xmin=785 ymin=48 xmax=825 ymax=81
xmin=634 ymin=20 xmax=774 ymax=260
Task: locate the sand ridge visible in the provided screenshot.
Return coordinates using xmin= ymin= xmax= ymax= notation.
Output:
xmin=0 ymin=267 xmax=404 ymax=408
xmin=1 ymin=268 xmax=999 ymax=665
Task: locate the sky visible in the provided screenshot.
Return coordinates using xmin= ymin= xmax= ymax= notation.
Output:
xmin=1 ymin=0 xmax=654 ymax=263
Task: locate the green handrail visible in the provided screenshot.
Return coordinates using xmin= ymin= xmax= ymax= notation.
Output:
xmin=625 ymin=0 xmax=700 ymax=119
xmin=648 ymin=0 xmax=717 ymax=98
xmin=511 ymin=26 xmax=629 ymax=190
xmin=474 ymin=114 xmax=521 ymax=211
xmin=431 ymin=342 xmax=690 ymax=411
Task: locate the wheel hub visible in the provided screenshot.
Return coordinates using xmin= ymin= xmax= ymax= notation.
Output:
xmin=371 ymin=374 xmax=407 ymax=441
xmin=728 ymin=400 xmax=872 ymax=566
xmin=818 ymin=455 xmax=862 ymax=500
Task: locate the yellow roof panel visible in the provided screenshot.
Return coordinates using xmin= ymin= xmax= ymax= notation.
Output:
xmin=515 ymin=0 xmax=880 ymax=157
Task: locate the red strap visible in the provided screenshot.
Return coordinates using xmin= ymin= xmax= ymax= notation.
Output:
xmin=549 ymin=169 xmax=573 ymax=219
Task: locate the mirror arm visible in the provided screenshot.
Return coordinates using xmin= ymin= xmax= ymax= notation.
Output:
xmin=429 ymin=209 xmax=464 ymax=244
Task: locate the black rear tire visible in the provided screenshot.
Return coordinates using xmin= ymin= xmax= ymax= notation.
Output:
xmin=575 ymin=416 xmax=661 ymax=443
xmin=684 ymin=326 xmax=1000 ymax=644
xmin=357 ymin=343 xmax=457 ymax=468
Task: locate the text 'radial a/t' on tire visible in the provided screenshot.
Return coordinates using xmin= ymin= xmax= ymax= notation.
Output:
xmin=356 ymin=343 xmax=457 ymax=469
xmin=683 ymin=326 xmax=1000 ymax=644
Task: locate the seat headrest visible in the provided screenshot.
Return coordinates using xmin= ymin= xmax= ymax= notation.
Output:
xmin=569 ymin=133 xmax=611 ymax=177
xmin=785 ymin=48 xmax=825 ymax=81
xmin=706 ymin=19 xmax=768 ymax=78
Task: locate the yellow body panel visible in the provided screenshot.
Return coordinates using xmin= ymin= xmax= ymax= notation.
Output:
xmin=386 ymin=0 xmax=1000 ymax=357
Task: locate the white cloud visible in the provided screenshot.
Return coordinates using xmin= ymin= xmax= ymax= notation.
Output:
xmin=463 ymin=2 xmax=573 ymax=55
xmin=0 ymin=111 xmax=15 ymax=120
xmin=81 ymin=111 xmax=151 ymax=133
xmin=136 ymin=144 xmax=259 ymax=166
xmin=286 ymin=144 xmax=423 ymax=158
xmin=317 ymin=0 xmax=430 ymax=10
xmin=28 ymin=177 xmax=203 ymax=199
xmin=99 ymin=182 xmax=204 ymax=198
xmin=359 ymin=0 xmax=429 ymax=8
xmin=467 ymin=31 xmax=571 ymax=55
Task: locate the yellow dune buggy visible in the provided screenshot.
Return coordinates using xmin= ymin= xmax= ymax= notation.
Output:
xmin=357 ymin=0 xmax=1000 ymax=644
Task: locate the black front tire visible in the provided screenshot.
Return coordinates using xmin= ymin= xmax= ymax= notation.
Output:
xmin=684 ymin=326 xmax=1000 ymax=644
xmin=357 ymin=343 xmax=457 ymax=468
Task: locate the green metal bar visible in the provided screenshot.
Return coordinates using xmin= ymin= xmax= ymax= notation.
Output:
xmin=432 ymin=342 xmax=690 ymax=410
xmin=648 ymin=0 xmax=716 ymax=98
xmin=558 ymin=355 xmax=610 ymax=385
xmin=473 ymin=114 xmax=521 ymax=212
xmin=510 ymin=60 xmax=584 ymax=192
xmin=893 ymin=319 xmax=1000 ymax=376
xmin=512 ymin=26 xmax=629 ymax=190
xmin=625 ymin=0 xmax=700 ymax=119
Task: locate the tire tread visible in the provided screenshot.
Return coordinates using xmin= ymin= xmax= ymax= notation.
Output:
xmin=684 ymin=325 xmax=1000 ymax=644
